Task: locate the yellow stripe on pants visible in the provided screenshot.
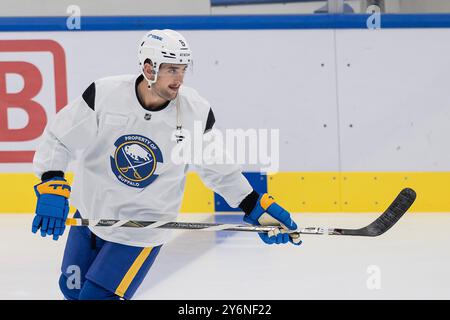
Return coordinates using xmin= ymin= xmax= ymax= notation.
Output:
xmin=115 ymin=247 xmax=153 ymax=298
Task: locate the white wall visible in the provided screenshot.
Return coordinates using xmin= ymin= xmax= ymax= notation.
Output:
xmin=211 ymin=0 xmax=364 ymax=14
xmin=398 ymin=0 xmax=450 ymax=13
xmin=0 ymin=0 xmax=211 ymax=16
xmin=211 ymin=1 xmax=326 ymax=14
xmin=1 ymin=28 xmax=449 ymax=172
xmin=335 ymin=28 xmax=450 ymax=171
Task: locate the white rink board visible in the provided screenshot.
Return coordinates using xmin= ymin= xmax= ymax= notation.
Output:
xmin=1 ymin=28 xmax=450 ymax=172
xmin=335 ymin=28 xmax=450 ymax=171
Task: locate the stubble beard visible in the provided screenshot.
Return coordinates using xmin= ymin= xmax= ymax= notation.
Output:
xmin=153 ymin=84 xmax=177 ymax=102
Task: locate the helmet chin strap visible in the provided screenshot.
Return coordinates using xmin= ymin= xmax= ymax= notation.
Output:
xmin=142 ymin=69 xmax=158 ymax=89
xmin=140 ymin=68 xmax=184 ymax=143
xmin=141 ymin=70 xmax=183 ymax=143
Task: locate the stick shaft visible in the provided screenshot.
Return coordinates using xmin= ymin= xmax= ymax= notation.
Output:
xmin=66 ymin=218 xmax=338 ymax=236
xmin=65 ymin=188 xmax=416 ymax=237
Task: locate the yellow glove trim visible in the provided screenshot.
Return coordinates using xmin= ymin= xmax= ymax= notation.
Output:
xmin=36 ymin=180 xmax=71 ymax=198
xmin=260 ymin=193 xmax=276 ymax=211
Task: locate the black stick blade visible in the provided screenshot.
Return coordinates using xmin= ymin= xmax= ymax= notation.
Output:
xmin=338 ymin=188 xmax=417 ymax=237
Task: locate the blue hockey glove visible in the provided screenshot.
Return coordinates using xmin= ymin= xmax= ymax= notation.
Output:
xmin=32 ymin=177 xmax=71 ymax=241
xmin=243 ymin=193 xmax=302 ymax=246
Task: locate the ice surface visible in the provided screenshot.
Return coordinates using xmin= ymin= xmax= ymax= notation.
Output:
xmin=1 ymin=212 xmax=449 ymax=300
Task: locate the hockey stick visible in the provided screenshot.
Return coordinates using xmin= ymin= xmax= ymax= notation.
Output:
xmin=65 ymin=188 xmax=416 ymax=237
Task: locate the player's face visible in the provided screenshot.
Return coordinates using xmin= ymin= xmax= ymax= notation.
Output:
xmin=153 ymin=63 xmax=187 ymax=100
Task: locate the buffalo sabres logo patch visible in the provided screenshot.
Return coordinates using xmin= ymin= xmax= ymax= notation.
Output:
xmin=110 ymin=134 xmax=163 ymax=188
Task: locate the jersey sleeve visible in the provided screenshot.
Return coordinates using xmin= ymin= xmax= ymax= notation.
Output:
xmin=33 ymin=82 xmax=98 ymax=179
xmin=193 ymin=107 xmax=253 ymax=208
xmin=195 ymin=159 xmax=254 ymax=208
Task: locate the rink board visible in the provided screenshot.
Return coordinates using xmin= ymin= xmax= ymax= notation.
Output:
xmin=1 ymin=14 xmax=450 ymax=213
xmin=0 ymin=171 xmax=449 ymax=213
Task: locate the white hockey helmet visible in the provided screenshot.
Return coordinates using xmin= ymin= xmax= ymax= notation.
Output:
xmin=138 ymin=29 xmax=192 ymax=86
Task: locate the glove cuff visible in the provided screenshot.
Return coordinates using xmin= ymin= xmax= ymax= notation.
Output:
xmin=35 ymin=178 xmax=71 ymax=199
xmin=243 ymin=193 xmax=271 ymax=225
xmin=239 ymin=190 xmax=260 ymax=215
xmin=41 ymin=171 xmax=65 ymax=182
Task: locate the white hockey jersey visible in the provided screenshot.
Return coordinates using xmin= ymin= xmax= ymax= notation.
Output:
xmin=33 ymin=74 xmax=253 ymax=247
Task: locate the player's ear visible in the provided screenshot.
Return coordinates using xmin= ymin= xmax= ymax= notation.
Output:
xmin=143 ymin=59 xmax=155 ymax=81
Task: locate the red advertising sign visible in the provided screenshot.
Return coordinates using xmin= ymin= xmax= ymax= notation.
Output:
xmin=0 ymin=40 xmax=67 ymax=162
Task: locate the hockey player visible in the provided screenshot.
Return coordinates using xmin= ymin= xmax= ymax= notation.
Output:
xmin=32 ymin=29 xmax=302 ymax=300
